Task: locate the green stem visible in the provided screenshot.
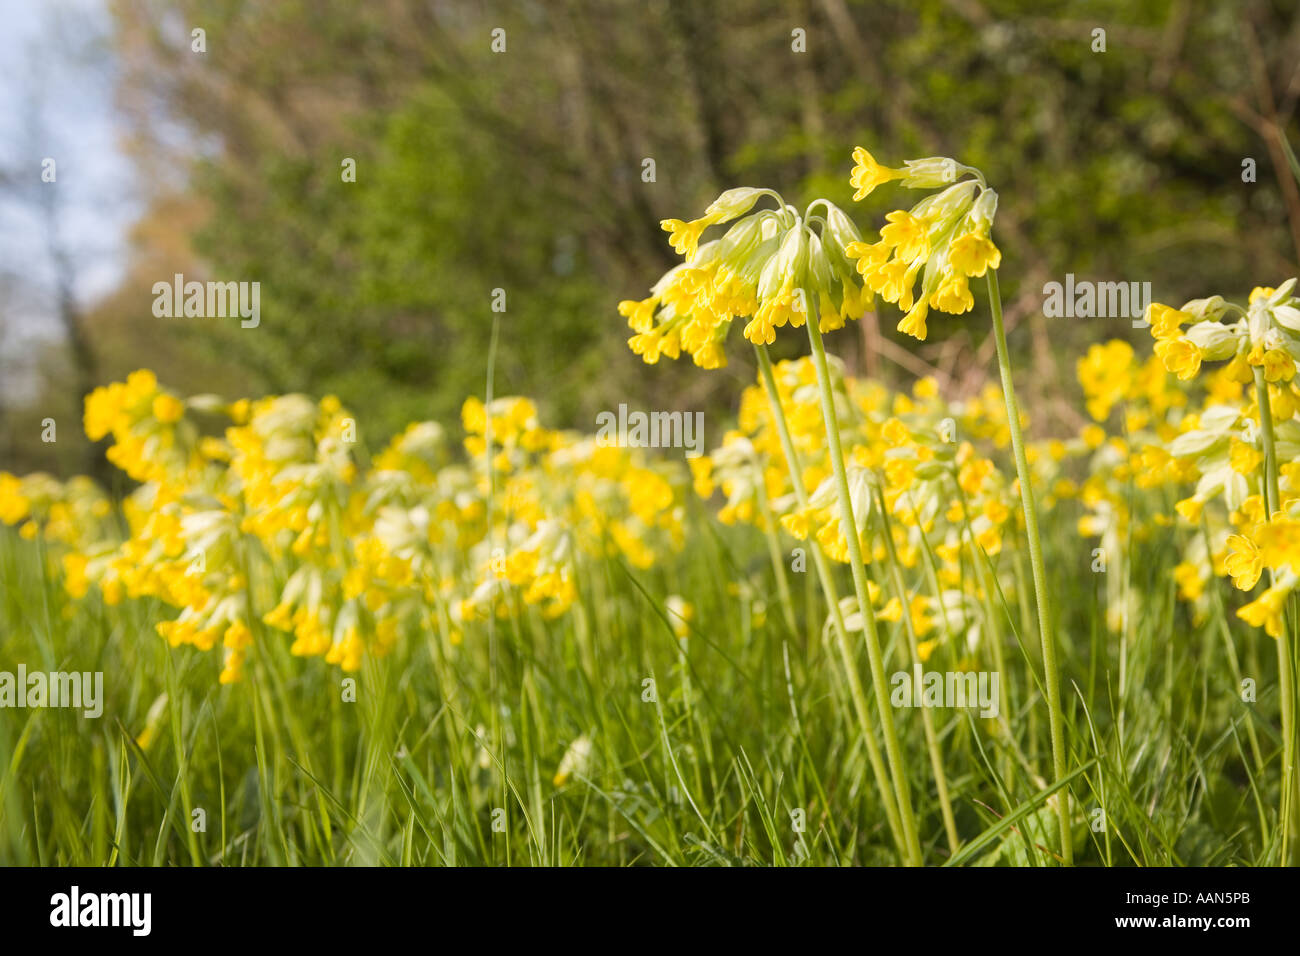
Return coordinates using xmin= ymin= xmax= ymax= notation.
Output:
xmin=986 ymin=269 xmax=1072 ymax=865
xmin=1253 ymin=368 xmax=1298 ymax=864
xmin=875 ymin=488 xmax=960 ymax=854
xmin=753 ymin=474 xmax=801 ymax=637
xmin=754 ymin=344 xmax=906 ymax=858
xmin=801 ymin=323 xmax=924 ymax=866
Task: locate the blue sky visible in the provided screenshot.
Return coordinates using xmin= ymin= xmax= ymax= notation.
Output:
xmin=0 ymin=0 xmax=138 ymax=397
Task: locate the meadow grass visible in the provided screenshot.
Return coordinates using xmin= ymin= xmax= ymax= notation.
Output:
xmin=0 ymin=487 xmax=1280 ymax=866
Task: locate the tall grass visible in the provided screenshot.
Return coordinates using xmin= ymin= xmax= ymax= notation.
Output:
xmin=0 ymin=480 xmax=1281 ymax=866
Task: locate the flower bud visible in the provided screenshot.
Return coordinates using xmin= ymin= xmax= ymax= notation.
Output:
xmin=966 ymin=188 xmax=998 ymax=232
xmin=1179 ymin=295 xmax=1227 ymax=323
xmin=1185 ymin=321 xmax=1238 ymax=360
xmin=910 ymin=181 xmax=977 ymax=225
xmin=807 ymin=232 xmax=833 ymax=296
xmin=901 ymin=157 xmax=960 ymax=189
xmin=821 ymin=203 xmax=864 ymax=259
xmin=704 ymin=187 xmax=766 ymax=223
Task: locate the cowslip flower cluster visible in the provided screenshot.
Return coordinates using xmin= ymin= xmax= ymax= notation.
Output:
xmin=844 ymin=148 xmax=1002 ymax=341
xmin=1112 ymin=281 xmax=1300 ymax=635
xmin=83 ymin=368 xmax=206 ymax=484
xmin=619 ymin=188 xmax=871 ymax=368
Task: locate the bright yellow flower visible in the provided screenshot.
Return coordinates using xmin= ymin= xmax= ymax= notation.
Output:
xmin=929 ymin=272 xmax=974 ymax=314
xmin=1174 ymin=561 xmax=1205 ymax=601
xmin=1229 ymin=440 xmax=1264 ymax=475
xmin=1262 ymin=348 xmax=1296 ymax=383
xmin=947 ymin=232 xmax=1001 ymax=278
xmin=849 ymin=147 xmax=903 ymax=201
xmin=879 ymin=211 xmax=929 ymax=262
xmin=1224 ymin=534 xmax=1263 ymax=591
xmin=152 ymin=393 xmax=185 ymax=424
xmin=1174 ymin=496 xmax=1203 ymax=523
xmin=660 ymin=217 xmax=712 ymax=259
xmin=1146 ymin=303 xmax=1190 ymax=340
xmin=1154 ymin=336 xmax=1201 ymax=381
xmin=1238 ymin=583 xmax=1289 ymax=637
xmin=897 ymin=301 xmax=929 ymax=340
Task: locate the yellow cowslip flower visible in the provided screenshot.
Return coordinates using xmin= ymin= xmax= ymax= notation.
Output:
xmin=929 ymin=272 xmax=974 ymax=315
xmin=1255 ymin=518 xmax=1300 ymax=571
xmin=1269 ymin=382 xmax=1299 ymax=419
xmin=1262 ymin=348 xmax=1296 ymax=383
xmin=1229 ymin=440 xmax=1263 ymax=476
xmin=880 ymin=417 xmax=910 ymax=446
xmin=1238 ymin=580 xmax=1292 ymax=637
xmin=0 ymin=472 xmax=28 ymax=525
xmin=849 ymin=146 xmax=904 ymax=200
xmin=82 ymin=370 xmax=203 ymax=485
xmin=623 ymin=191 xmax=870 ymax=367
xmin=947 ymin=232 xmax=1001 ymax=278
xmin=1077 ymin=340 xmax=1135 ymax=422
xmin=152 ymin=393 xmax=185 ymax=424
xmin=879 ymin=210 xmax=930 ymax=263
xmin=913 ymin=376 xmax=939 ymax=400
xmin=847 ymin=153 xmax=997 ymax=341
xmin=958 ymin=458 xmax=993 ymax=496
xmin=661 ymin=187 xmax=766 ymax=259
xmin=867 ymin=258 xmax=915 ymax=306
xmin=324 ymin=625 xmax=364 ymax=672
xmin=897 ymin=301 xmax=929 ymax=340
xmin=1146 ymin=303 xmax=1191 ymax=340
xmin=688 ymin=456 xmax=714 ymax=498
xmin=845 ymin=238 xmax=891 ymax=277
xmin=1174 ymin=561 xmax=1206 ymax=601
xmin=1236 ymin=495 xmax=1267 ymax=527
xmin=1224 ymin=534 xmax=1263 ymax=591
xmin=1222 ymin=352 xmax=1253 ymax=384
xmin=1154 ymin=336 xmax=1201 ymax=381
xmin=660 ymin=217 xmax=713 ymax=259
xmin=1175 ymin=496 xmax=1204 ymax=523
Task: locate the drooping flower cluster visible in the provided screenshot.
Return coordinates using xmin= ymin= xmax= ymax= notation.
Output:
xmin=619 ymin=188 xmax=872 ymax=368
xmin=844 ymin=148 xmax=1002 ymax=341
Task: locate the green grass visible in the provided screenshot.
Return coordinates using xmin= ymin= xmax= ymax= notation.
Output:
xmin=0 ymin=495 xmax=1286 ymax=866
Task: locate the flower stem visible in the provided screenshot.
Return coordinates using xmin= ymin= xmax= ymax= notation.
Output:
xmin=1253 ymin=368 xmax=1298 ymax=864
xmin=875 ymin=487 xmax=961 ymax=854
xmin=985 ymin=268 xmax=1072 ymax=865
xmin=753 ymin=476 xmax=801 ymax=637
xmin=754 ymin=344 xmax=907 ymax=858
xmin=800 ymin=324 xmax=924 ymax=866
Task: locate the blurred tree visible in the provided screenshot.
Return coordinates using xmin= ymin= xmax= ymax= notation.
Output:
xmin=6 ymin=0 xmax=1300 ymax=473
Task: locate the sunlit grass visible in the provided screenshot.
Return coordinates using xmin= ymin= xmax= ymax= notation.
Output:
xmin=0 ymin=497 xmax=1281 ymax=865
